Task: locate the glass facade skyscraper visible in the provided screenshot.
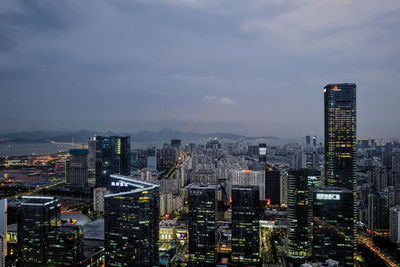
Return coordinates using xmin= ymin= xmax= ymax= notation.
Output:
xmin=287 ymin=169 xmax=320 ymax=259
xmin=95 ymin=136 xmax=131 ymax=188
xmin=231 ymin=186 xmax=260 ymax=266
xmin=188 ymin=184 xmax=218 ymax=266
xmin=312 ymin=187 xmax=354 ymax=265
xmin=265 ymin=169 xmax=280 ymax=205
xmin=17 ymin=196 xmax=60 ymax=265
xmin=323 ymin=83 xmax=356 ymax=265
xmin=104 ymin=175 xmax=159 ymax=266
xmin=69 ymin=149 xmax=89 ymax=190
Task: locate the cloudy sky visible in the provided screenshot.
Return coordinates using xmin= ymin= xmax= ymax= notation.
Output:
xmin=1 ymin=0 xmax=399 ymax=138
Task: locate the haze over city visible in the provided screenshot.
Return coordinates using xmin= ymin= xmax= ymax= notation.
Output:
xmin=1 ymin=0 xmax=400 ymax=138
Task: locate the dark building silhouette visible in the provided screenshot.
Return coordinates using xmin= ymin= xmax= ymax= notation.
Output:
xmin=312 ymin=187 xmax=354 ymax=266
xmin=248 ymin=145 xmax=259 ymax=157
xmin=17 ymin=196 xmax=60 ymax=265
xmin=95 ymin=136 xmax=130 ymax=188
xmin=265 ymin=169 xmax=280 ymax=205
xmin=231 ymin=186 xmax=260 ymax=266
xmin=188 ymin=184 xmax=218 ymax=266
xmin=324 ymin=83 xmax=356 ymax=265
xmin=306 ymin=136 xmax=311 ymax=145
xmin=104 ymin=175 xmax=159 ymax=266
xmin=171 ymin=139 xmax=181 ymax=147
xmin=287 ymin=169 xmax=320 ymax=259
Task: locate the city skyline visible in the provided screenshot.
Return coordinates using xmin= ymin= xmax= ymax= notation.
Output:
xmin=1 ymin=1 xmax=400 ymax=138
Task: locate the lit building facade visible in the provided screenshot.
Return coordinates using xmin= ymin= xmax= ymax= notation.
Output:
xmin=231 ymin=186 xmax=260 ymax=266
xmin=17 ymin=196 xmax=60 ymax=265
xmin=188 ymin=184 xmax=218 ymax=266
xmin=287 ymin=169 xmax=320 ymax=259
xmin=312 ymin=187 xmax=354 ymax=266
xmin=104 ymin=175 xmax=159 ymax=266
xmin=95 ymin=136 xmax=130 ymax=188
xmin=324 ymin=83 xmax=357 ymax=264
xmin=47 ymin=225 xmax=84 ymax=266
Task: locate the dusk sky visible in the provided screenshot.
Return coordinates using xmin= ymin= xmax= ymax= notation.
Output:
xmin=1 ymin=0 xmax=399 ymax=138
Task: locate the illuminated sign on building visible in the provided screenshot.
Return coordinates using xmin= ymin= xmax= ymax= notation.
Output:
xmin=259 ymin=148 xmax=267 ymax=155
xmin=316 ymin=193 xmax=340 ymax=200
xmin=308 ymin=176 xmax=318 ymax=181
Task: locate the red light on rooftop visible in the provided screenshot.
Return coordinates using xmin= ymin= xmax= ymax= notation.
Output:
xmin=332 ymin=85 xmax=339 ymax=91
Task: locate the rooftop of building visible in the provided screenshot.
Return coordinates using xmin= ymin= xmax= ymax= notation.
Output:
xmin=20 ymin=195 xmax=58 ymax=206
xmin=84 ymin=218 xmax=104 ymax=240
xmin=311 ymin=186 xmax=352 ymax=193
xmin=105 ymin=174 xmax=159 ymax=198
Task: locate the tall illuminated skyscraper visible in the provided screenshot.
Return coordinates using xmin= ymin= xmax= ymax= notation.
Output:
xmin=287 ymin=169 xmax=320 ymax=259
xmin=95 ymin=136 xmax=130 ymax=188
xmin=188 ymin=184 xmax=218 ymax=266
xmin=104 ymin=175 xmax=159 ymax=266
xmin=323 ymin=83 xmax=356 ymax=265
xmin=17 ymin=196 xmax=60 ymax=265
xmin=231 ymin=186 xmax=260 ymax=266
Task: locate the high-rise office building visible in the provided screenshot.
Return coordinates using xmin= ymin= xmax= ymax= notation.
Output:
xmin=312 ymin=136 xmax=317 ymax=147
xmin=65 ymin=159 xmax=71 ymax=185
xmin=88 ymin=136 xmax=97 ymax=170
xmin=0 ymin=199 xmax=6 ymax=266
xmin=367 ymin=192 xmax=394 ymax=231
xmin=324 ymin=83 xmax=356 ymax=189
xmin=231 ymin=186 xmax=260 ymax=266
xmin=18 ymin=196 xmax=60 ymax=265
xmin=104 ymin=175 xmax=159 ymax=266
xmin=324 ymin=83 xmax=356 ymax=264
xmin=265 ymin=169 xmax=280 ymax=205
xmin=188 ymin=184 xmax=218 ymax=266
xmin=258 ymin=143 xmax=267 ymax=162
xmin=95 ymin=136 xmax=131 ymax=188
xmin=312 ymin=187 xmax=354 ymax=266
xmin=287 ymin=169 xmax=320 ymax=259
xmin=47 ymin=225 xmax=84 ymax=266
xmin=69 ymin=149 xmax=89 ymax=190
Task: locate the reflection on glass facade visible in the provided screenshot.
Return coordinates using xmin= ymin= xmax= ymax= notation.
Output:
xmin=104 ymin=175 xmax=159 ymax=266
xmin=265 ymin=169 xmax=280 ymax=205
xmin=324 ymin=83 xmax=356 ymax=264
xmin=231 ymin=186 xmax=260 ymax=266
xmin=287 ymin=169 xmax=320 ymax=259
xmin=312 ymin=187 xmax=354 ymax=266
xmin=188 ymin=184 xmax=218 ymax=266
xmin=95 ymin=136 xmax=130 ymax=188
xmin=17 ymin=196 xmax=60 ymax=265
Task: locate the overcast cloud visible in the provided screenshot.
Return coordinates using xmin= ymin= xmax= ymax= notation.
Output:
xmin=1 ymin=0 xmax=399 ymax=138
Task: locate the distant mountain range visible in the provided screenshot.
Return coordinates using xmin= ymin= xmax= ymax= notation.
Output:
xmin=0 ymin=128 xmax=280 ymax=144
